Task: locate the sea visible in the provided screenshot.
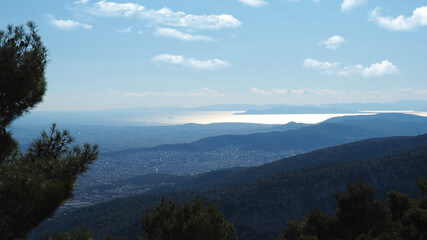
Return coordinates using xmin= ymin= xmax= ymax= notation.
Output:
xmin=129 ymin=111 xmax=427 ymax=125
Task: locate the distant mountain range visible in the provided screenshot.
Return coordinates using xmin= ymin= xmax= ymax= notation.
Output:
xmin=123 ymin=113 xmax=427 ymax=154
xmin=237 ymin=106 xmax=354 ymax=114
xmin=71 ymin=113 xmax=427 ymax=184
xmin=31 ymin=133 xmax=427 ymax=240
xmin=239 ymin=100 xmax=427 ymax=114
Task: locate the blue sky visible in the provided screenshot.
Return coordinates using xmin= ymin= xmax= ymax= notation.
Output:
xmin=1 ymin=0 xmax=427 ymax=110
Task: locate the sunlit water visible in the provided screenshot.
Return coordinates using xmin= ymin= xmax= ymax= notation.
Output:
xmin=129 ymin=111 xmax=427 ymax=125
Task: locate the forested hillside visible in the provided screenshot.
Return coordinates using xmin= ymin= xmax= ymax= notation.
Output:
xmin=174 ymin=133 xmax=427 ymax=191
xmin=31 ymin=134 xmax=427 ymax=240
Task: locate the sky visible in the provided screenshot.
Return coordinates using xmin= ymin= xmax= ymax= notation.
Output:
xmin=1 ymin=0 xmax=427 ymax=111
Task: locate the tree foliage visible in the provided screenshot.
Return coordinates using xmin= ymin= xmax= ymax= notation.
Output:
xmin=278 ymin=179 xmax=427 ymax=240
xmin=47 ymin=228 xmax=94 ymax=240
xmin=0 ymin=22 xmax=98 ymax=240
xmin=0 ymin=21 xmax=47 ymax=129
xmin=46 ymin=228 xmax=127 ymax=240
xmin=141 ymin=198 xmax=237 ymax=240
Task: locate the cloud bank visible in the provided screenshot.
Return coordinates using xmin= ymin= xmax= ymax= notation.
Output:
xmin=370 ymin=6 xmax=427 ymax=31
xmin=124 ymin=88 xmax=219 ymax=97
xmin=251 ymin=87 xmax=337 ymax=95
xmin=84 ymin=0 xmax=241 ymax=30
xmin=152 ymin=54 xmax=231 ymax=70
xmin=303 ymin=58 xmax=398 ymax=77
xmin=250 ymin=87 xmax=427 ymax=103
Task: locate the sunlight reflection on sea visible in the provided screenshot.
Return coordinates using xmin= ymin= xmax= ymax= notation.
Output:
xmin=129 ymin=111 xmax=427 ymax=125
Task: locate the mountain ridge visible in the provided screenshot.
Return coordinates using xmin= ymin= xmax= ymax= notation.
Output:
xmin=31 ymin=133 xmax=427 ymax=240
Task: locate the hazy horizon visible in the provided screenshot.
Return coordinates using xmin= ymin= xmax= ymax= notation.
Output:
xmin=13 ymin=100 xmax=427 ymax=126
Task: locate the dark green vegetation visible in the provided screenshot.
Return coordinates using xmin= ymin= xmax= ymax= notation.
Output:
xmin=141 ymin=198 xmax=237 ymax=240
xmin=0 ymin=22 xmax=46 ymax=129
xmin=0 ymin=22 xmax=98 ymax=239
xmin=47 ymin=228 xmax=126 ymax=240
xmin=31 ymin=133 xmax=427 ymax=240
xmin=278 ymin=179 xmax=427 ymax=240
xmin=142 ymin=123 xmax=372 ymax=152
xmin=173 ymin=132 xmax=427 ymax=191
xmin=47 ymin=228 xmax=94 ymax=240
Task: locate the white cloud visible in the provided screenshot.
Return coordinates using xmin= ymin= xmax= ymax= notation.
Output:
xmin=250 ymin=87 xmax=427 ymax=103
xmin=250 ymin=87 xmax=270 ymax=95
xmin=114 ymin=26 xmax=132 ymax=33
xmin=48 ymin=15 xmax=92 ymax=30
xmin=370 ymin=6 xmax=427 ymax=31
xmin=155 ymin=28 xmax=215 ymax=42
xmin=152 ymin=54 xmax=231 ymax=70
xmin=320 ymin=35 xmax=345 ymax=50
xmin=341 ymin=0 xmax=367 ymax=13
xmin=395 ymin=88 xmax=427 ymax=95
xmin=238 ymin=0 xmax=268 ymax=7
xmin=285 ymin=0 xmax=320 ymax=4
xmin=85 ymin=1 xmax=241 ymax=30
xmin=89 ymin=1 xmax=144 ymax=17
xmin=303 ymin=58 xmax=340 ymax=70
xmin=274 ymin=88 xmax=337 ymax=95
xmin=124 ymin=92 xmax=185 ymax=97
xmin=303 ymin=58 xmax=399 ymax=77
xmin=200 ymin=88 xmax=218 ymax=95
xmin=251 ymin=87 xmax=338 ymax=95
xmin=124 ymin=88 xmax=219 ymax=97
xmin=362 ymin=60 xmax=399 ymax=77
xmin=75 ymin=0 xmax=90 ymax=4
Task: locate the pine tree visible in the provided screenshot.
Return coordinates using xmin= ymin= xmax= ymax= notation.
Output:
xmin=0 ymin=22 xmax=98 ymax=240
xmin=277 ymin=179 xmax=427 ymax=240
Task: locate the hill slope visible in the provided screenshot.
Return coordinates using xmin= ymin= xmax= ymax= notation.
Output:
xmin=176 ymin=134 xmax=427 ymax=191
xmin=117 ymin=113 xmax=427 ymax=154
xmin=31 ymin=134 xmax=427 ymax=240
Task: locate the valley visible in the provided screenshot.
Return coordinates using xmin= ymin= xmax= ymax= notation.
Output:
xmin=22 ymin=112 xmax=427 ymax=239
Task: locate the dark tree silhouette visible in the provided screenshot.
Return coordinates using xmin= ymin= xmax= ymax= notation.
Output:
xmin=46 ymin=228 xmax=127 ymax=240
xmin=278 ymin=179 xmax=427 ymax=240
xmin=0 ymin=21 xmax=47 ymax=130
xmin=0 ymin=22 xmax=98 ymax=239
xmin=141 ymin=198 xmax=237 ymax=240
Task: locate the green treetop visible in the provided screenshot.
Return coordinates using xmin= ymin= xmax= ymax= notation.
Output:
xmin=141 ymin=198 xmax=237 ymax=240
xmin=278 ymin=179 xmax=427 ymax=240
